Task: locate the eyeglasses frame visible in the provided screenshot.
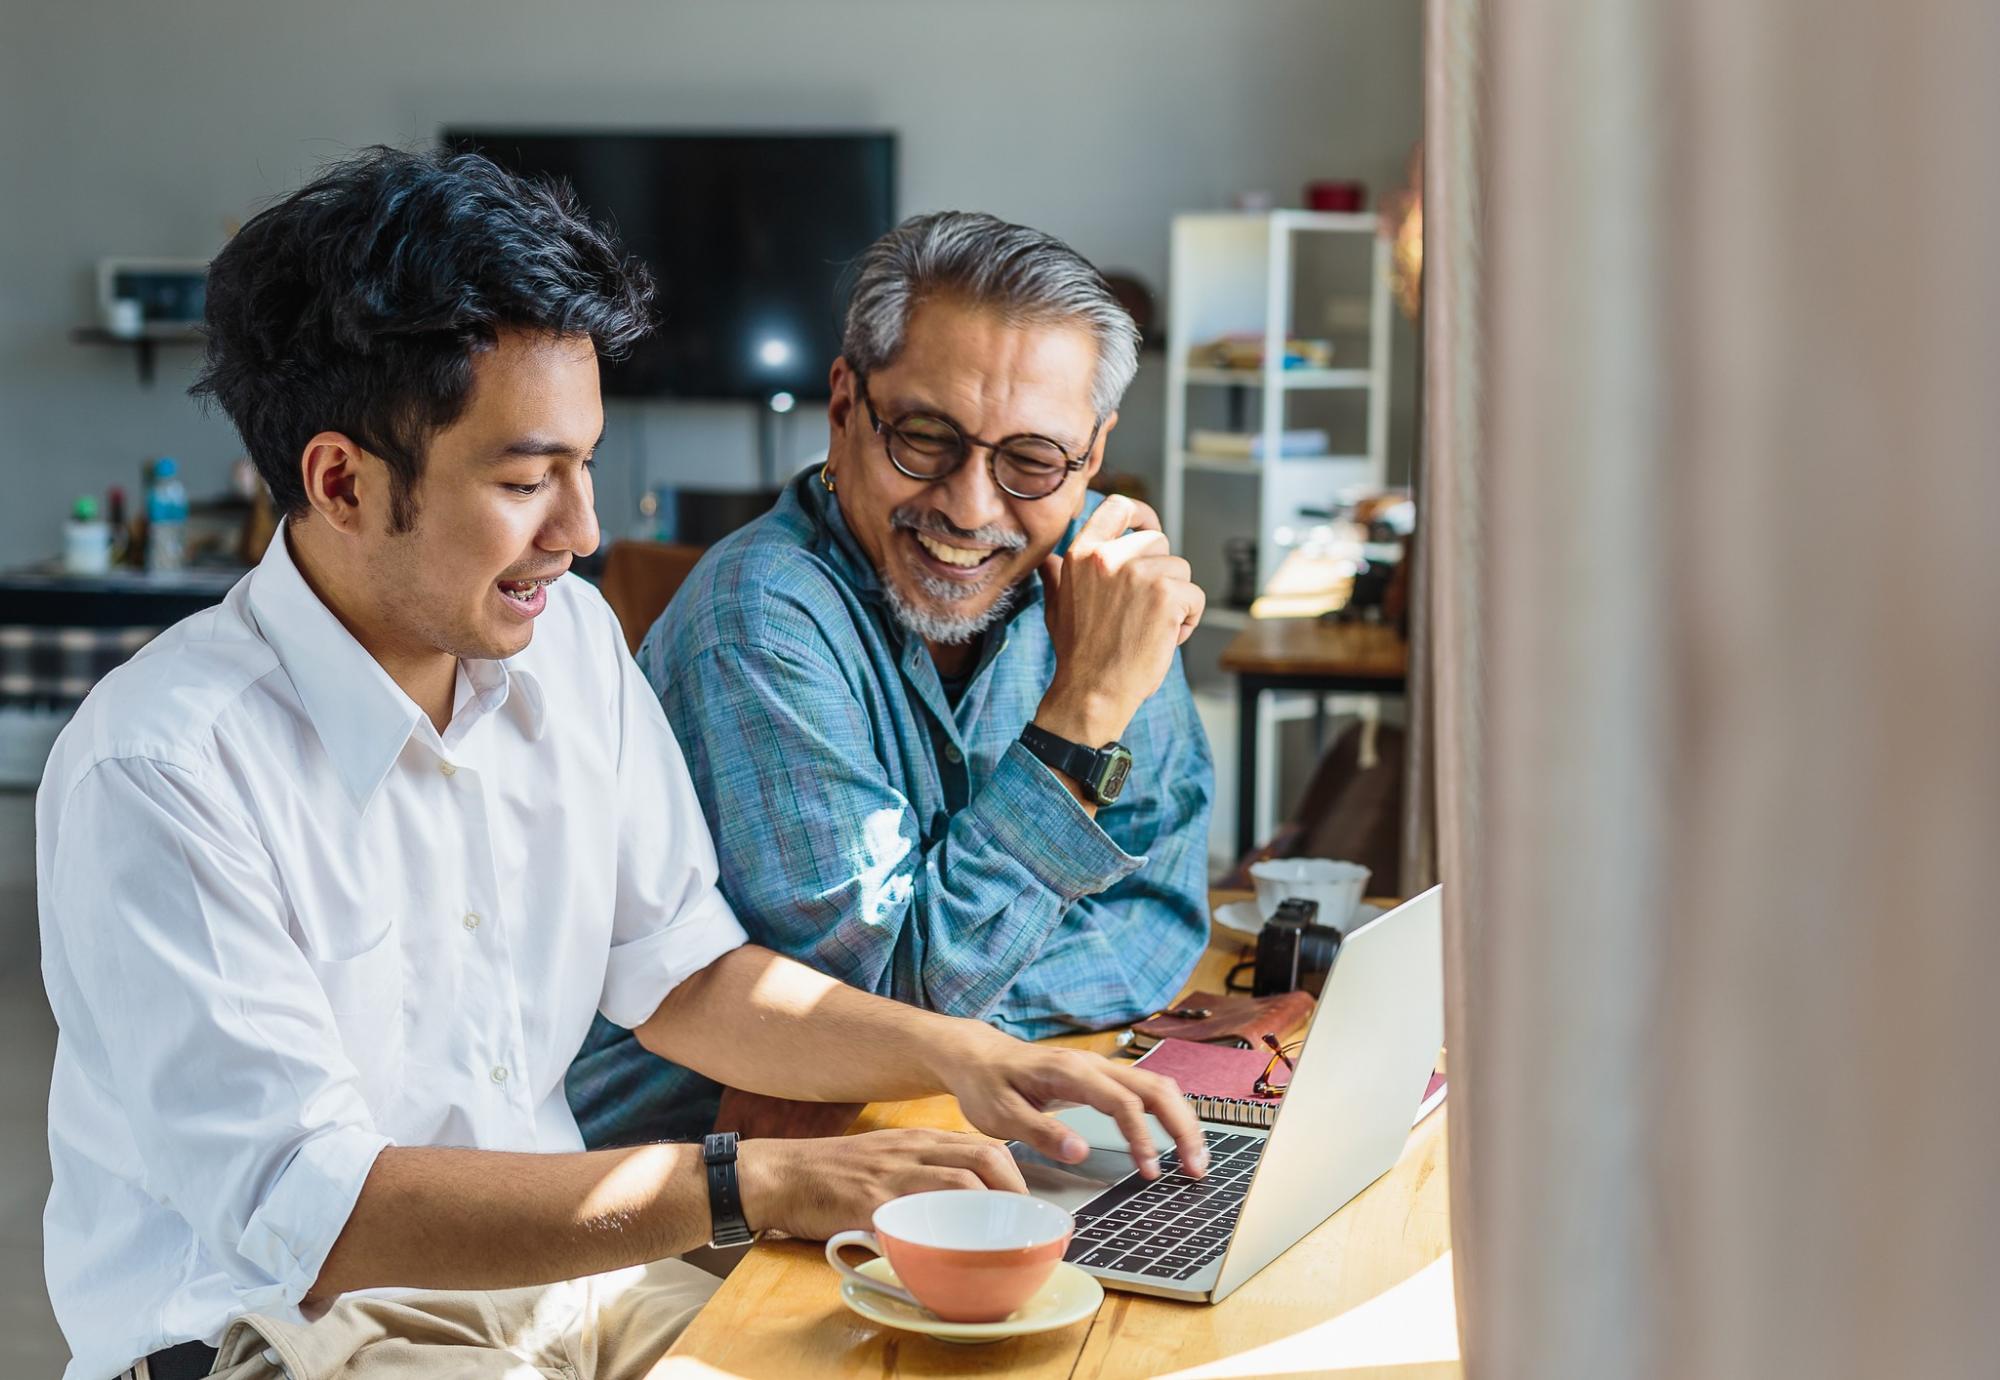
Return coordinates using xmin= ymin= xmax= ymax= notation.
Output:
xmin=858 ymin=378 xmax=1103 ymax=501
xmin=1252 ymin=1032 xmax=1305 ymax=1099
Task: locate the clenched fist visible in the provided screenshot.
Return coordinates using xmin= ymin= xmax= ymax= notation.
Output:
xmin=1035 ymin=495 xmax=1205 ymax=762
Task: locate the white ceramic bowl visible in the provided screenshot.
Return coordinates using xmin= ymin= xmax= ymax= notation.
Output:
xmin=1248 ymin=858 xmax=1371 ymax=925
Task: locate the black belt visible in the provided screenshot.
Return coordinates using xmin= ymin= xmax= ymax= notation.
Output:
xmin=145 ymin=1340 xmax=219 ymax=1380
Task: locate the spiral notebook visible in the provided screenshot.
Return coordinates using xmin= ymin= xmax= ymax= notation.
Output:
xmin=1136 ymin=1036 xmax=1447 ymax=1130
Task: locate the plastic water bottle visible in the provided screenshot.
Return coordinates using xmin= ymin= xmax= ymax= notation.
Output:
xmin=146 ymin=457 xmax=189 ymax=573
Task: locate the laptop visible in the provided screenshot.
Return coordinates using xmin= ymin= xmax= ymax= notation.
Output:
xmin=1008 ymin=885 xmax=1444 ymax=1303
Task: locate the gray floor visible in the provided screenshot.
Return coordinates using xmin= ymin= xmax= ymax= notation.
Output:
xmin=0 ymin=790 xmax=67 ymax=1375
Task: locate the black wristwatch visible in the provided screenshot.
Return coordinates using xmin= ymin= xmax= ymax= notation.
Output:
xmin=701 ymin=1131 xmax=753 ymax=1247
xmin=1019 ymin=722 xmax=1133 ymax=806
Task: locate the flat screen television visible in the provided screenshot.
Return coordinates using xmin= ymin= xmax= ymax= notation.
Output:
xmin=443 ymin=129 xmax=897 ymax=401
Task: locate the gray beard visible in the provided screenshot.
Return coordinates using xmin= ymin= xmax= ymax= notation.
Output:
xmin=882 ymin=574 xmax=1022 ymax=646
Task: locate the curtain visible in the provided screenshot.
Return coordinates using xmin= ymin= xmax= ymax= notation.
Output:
xmin=1423 ymin=0 xmax=1490 ymax=1359
xmin=1434 ymin=1 xmax=2000 ymax=1375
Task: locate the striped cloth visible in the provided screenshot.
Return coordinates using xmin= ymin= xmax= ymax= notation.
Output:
xmin=0 ymin=625 xmax=158 ymax=703
xmin=566 ymin=469 xmax=1213 ymax=1147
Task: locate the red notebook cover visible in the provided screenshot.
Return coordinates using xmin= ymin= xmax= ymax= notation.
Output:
xmin=1134 ymin=1038 xmax=1289 ymax=1127
xmin=1136 ymin=1037 xmax=1448 ymax=1129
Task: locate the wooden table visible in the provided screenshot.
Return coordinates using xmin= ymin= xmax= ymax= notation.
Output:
xmin=1218 ymin=620 xmax=1410 ymax=859
xmin=660 ymin=902 xmax=1456 ymax=1380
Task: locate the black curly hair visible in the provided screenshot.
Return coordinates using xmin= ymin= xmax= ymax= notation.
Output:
xmin=192 ymin=144 xmax=654 ymax=531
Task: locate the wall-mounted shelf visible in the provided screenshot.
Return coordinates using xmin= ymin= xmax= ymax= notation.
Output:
xmin=1179 ymin=449 xmax=1372 ymax=476
xmin=71 ymin=327 xmax=203 ymax=386
xmin=1183 ymin=366 xmax=1375 ymax=390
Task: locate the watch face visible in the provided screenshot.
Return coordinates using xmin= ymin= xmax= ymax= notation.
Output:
xmin=1097 ymin=745 xmax=1133 ymax=801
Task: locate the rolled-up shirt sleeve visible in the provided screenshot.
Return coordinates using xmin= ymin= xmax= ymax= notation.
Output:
xmin=599 ymin=627 xmax=748 ymax=1029
xmin=46 ymin=757 xmax=392 ymax=1311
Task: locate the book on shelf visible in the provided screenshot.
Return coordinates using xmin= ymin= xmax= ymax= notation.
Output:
xmin=1136 ymin=1036 xmax=1447 ymax=1131
xmin=1193 ymin=335 xmax=1336 ymax=371
xmin=1187 ymin=428 xmax=1331 ymax=460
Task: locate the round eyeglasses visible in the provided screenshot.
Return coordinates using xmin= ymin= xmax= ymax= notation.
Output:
xmin=861 ymin=382 xmax=1102 ymax=501
xmin=1252 ymin=1033 xmax=1304 ymax=1098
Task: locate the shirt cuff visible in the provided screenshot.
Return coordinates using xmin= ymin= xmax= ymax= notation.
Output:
xmin=970 ymin=742 xmax=1145 ymax=902
xmin=599 ymin=887 xmax=749 ymax=1029
xmin=236 ymin=1123 xmax=392 ymax=1312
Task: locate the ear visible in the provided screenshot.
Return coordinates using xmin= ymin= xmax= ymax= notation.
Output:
xmin=298 ymin=431 xmax=371 ymax=537
xmin=1082 ymin=409 xmax=1118 ymax=484
xmin=827 ymin=357 xmax=858 ymax=438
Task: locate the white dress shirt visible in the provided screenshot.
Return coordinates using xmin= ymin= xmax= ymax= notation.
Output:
xmin=36 ymin=528 xmax=746 ymax=1380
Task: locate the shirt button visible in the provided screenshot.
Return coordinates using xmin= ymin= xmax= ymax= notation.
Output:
xmin=944 ymin=744 xmax=963 ymax=763
xmin=438 ymin=761 xmax=458 ymax=778
xmin=490 ymin=1065 xmax=510 ymax=1084
xmin=462 ymin=912 xmax=482 ymax=932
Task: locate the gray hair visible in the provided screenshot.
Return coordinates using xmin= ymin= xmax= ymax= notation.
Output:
xmin=841 ymin=211 xmax=1140 ymax=418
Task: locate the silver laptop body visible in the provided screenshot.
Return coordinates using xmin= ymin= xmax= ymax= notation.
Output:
xmin=1010 ymin=885 xmax=1444 ymax=1303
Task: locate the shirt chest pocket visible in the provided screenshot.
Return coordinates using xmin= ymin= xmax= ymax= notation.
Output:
xmin=306 ymin=926 xmax=407 ymax=1116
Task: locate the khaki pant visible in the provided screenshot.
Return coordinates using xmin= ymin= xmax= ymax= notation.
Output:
xmin=136 ymin=1257 xmax=717 ymax=1380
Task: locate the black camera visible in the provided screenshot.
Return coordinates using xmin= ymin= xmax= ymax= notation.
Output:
xmin=1252 ymin=898 xmax=1343 ymax=997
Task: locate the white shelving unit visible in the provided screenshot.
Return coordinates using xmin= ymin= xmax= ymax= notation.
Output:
xmin=1163 ymin=210 xmax=1393 ymax=580
xmin=1164 ymin=211 xmax=1394 ymax=852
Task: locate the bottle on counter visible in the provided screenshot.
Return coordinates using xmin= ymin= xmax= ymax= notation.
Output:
xmin=63 ymin=496 xmax=111 ymax=575
xmin=105 ymin=485 xmax=131 ymax=567
xmin=145 ymin=457 xmax=189 ymax=573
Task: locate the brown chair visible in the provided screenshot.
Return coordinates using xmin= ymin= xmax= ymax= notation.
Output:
xmin=598 ymin=540 xmax=706 ymax=653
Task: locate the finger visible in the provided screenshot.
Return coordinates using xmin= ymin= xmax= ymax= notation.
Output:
xmin=1123 ymin=553 xmax=1191 ymax=585
xmin=1088 ymin=529 xmax=1172 ymax=574
xmin=1080 ymin=1077 xmax=1161 ymax=1180
xmin=928 ymin=1140 xmax=1028 ymax=1193
xmin=1039 ymin=552 xmax=1064 ymax=599
xmin=1110 ymin=1067 xmax=1208 ymax=1177
xmin=1072 ymin=493 xmax=1136 ymax=551
xmin=928 ymin=1136 xmax=1032 ymax=1184
xmin=1120 ymin=498 xmax=1164 ymax=534
xmin=972 ymin=1140 xmax=1030 ymax=1194
xmin=1074 ymin=496 xmax=1165 ymax=557
xmin=984 ymin=1087 xmax=1091 ymax=1166
xmin=1177 ymin=581 xmax=1207 ymax=645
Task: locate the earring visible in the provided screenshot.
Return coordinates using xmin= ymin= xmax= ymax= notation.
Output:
xmin=820 ymin=464 xmax=836 ymax=492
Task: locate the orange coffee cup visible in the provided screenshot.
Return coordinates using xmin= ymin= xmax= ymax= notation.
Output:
xmin=825 ymin=1190 xmax=1073 ymax=1323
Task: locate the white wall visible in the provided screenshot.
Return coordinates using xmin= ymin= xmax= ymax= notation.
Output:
xmin=0 ymin=0 xmax=1420 ymax=566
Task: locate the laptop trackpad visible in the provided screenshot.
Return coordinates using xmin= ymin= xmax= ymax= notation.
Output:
xmin=1009 ymin=1141 xmax=1134 ymax=1215
xmin=1050 ymin=1104 xmax=1177 ymax=1155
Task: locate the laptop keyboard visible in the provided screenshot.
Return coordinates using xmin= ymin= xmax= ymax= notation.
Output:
xmin=1061 ymin=1129 xmax=1264 ymax=1282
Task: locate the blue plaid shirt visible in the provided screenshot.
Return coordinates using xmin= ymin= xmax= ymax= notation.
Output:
xmin=566 ymin=469 xmax=1212 ymax=1146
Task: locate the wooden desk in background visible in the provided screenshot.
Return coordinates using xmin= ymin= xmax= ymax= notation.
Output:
xmin=659 ymin=897 xmax=1456 ymax=1380
xmin=1218 ymin=620 xmax=1410 ymax=860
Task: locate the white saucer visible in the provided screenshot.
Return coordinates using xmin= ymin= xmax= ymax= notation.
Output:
xmin=837 ymin=1258 xmax=1102 ymax=1343
xmin=1214 ymin=898 xmax=1386 ymax=938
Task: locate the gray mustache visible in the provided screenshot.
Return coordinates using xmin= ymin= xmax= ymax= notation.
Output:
xmin=890 ymin=507 xmax=1027 ymax=551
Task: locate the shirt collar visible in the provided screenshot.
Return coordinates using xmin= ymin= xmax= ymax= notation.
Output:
xmin=794 ymin=466 xmax=887 ymax=602
xmin=245 ymin=525 xmax=537 ymax=810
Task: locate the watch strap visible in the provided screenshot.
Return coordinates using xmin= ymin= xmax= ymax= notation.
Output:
xmin=1020 ymin=722 xmax=1099 ymax=786
xmin=1019 ymin=723 xmax=1128 ymax=805
xmin=701 ymin=1132 xmax=753 ymax=1247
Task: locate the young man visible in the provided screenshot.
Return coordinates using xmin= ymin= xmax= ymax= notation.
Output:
xmin=569 ymin=212 xmax=1213 ymax=1147
xmin=37 ymin=150 xmax=1201 ymax=1380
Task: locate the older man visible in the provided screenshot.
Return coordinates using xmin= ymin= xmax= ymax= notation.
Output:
xmin=570 ymin=212 xmax=1213 ymax=1147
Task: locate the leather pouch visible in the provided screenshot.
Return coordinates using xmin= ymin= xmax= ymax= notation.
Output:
xmin=1129 ymin=989 xmax=1316 ymax=1050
